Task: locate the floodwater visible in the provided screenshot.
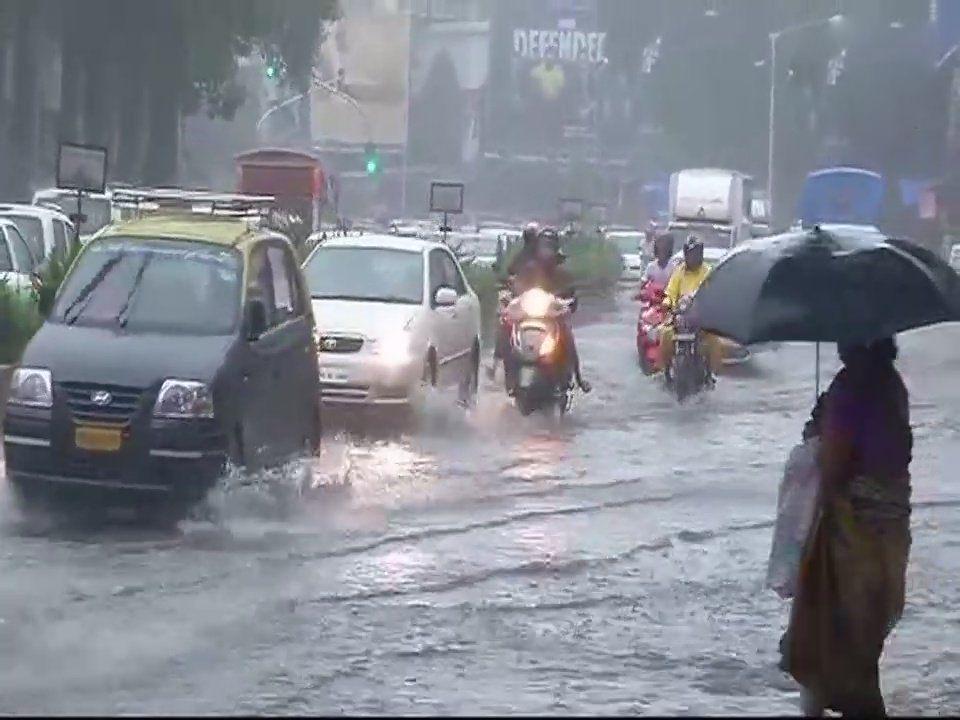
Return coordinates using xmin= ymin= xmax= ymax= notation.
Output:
xmin=2 ymin=292 xmax=959 ymax=715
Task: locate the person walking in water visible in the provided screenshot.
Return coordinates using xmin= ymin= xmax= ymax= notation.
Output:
xmin=782 ymin=337 xmax=913 ymax=717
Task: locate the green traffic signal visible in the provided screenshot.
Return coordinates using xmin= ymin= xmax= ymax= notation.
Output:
xmin=266 ymin=65 xmax=278 ymax=79
xmin=363 ymin=142 xmax=380 ymax=175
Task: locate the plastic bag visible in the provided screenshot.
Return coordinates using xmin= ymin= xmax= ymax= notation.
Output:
xmin=766 ymin=437 xmax=821 ymax=599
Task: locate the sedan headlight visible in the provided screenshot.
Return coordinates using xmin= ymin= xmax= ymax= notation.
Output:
xmin=8 ymin=367 xmax=53 ymax=408
xmin=153 ymin=379 xmax=214 ymax=419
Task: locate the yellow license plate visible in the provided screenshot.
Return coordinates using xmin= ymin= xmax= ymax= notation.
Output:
xmin=75 ymin=425 xmax=123 ymax=453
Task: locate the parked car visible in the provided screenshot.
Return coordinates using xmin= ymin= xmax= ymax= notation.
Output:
xmin=32 ymin=188 xmax=112 ymax=243
xmin=0 ymin=202 xmax=75 ymax=264
xmin=0 ymin=217 xmax=41 ymax=293
xmin=3 ymin=207 xmax=322 ymax=523
xmin=302 ymin=234 xmax=481 ymax=408
xmin=605 ymin=228 xmax=645 ymax=281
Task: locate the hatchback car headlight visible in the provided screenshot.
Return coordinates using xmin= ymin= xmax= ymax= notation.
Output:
xmin=372 ymin=331 xmax=413 ymax=365
xmin=9 ymin=367 xmax=53 ymax=408
xmin=153 ymin=379 xmax=214 ymax=419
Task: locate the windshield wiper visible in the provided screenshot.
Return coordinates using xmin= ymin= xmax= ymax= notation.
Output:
xmin=312 ymin=293 xmax=416 ymax=304
xmin=62 ymin=254 xmax=126 ymax=326
xmin=115 ymin=255 xmax=152 ymax=328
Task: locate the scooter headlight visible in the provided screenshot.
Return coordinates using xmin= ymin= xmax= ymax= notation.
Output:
xmin=520 ymin=288 xmax=555 ymax=318
xmin=539 ymin=332 xmax=558 ymax=358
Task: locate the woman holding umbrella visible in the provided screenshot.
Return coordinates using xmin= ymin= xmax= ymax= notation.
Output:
xmin=690 ymin=225 xmax=960 ymax=716
xmin=784 ymin=336 xmax=912 ymax=717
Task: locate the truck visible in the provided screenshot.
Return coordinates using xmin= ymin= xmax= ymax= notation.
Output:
xmin=667 ymin=168 xmax=757 ymax=252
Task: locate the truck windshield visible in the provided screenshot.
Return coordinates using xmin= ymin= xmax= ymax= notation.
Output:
xmin=51 ymin=238 xmax=241 ymax=335
xmin=681 ymin=226 xmax=732 ymax=251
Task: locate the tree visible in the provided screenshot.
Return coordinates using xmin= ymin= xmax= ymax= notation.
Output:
xmin=0 ymin=0 xmax=340 ymax=196
xmin=409 ymin=50 xmax=465 ymax=167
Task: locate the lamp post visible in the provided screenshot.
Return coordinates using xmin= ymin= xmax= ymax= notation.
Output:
xmin=767 ymin=14 xmax=844 ymax=226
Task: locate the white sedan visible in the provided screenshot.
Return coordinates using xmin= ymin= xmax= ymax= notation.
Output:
xmin=302 ymin=234 xmax=482 ymax=407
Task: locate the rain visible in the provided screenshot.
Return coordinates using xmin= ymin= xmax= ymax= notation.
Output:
xmin=1 ymin=0 xmax=960 ymax=716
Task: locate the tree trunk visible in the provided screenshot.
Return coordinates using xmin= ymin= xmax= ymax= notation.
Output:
xmin=10 ymin=1 xmax=40 ymax=199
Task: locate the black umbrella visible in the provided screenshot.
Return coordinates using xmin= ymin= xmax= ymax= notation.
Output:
xmin=690 ymin=225 xmax=960 ymax=390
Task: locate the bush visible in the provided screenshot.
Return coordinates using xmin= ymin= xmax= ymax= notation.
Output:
xmin=0 ymin=279 xmax=42 ymax=365
xmin=462 ymin=260 xmax=501 ymax=346
xmin=36 ymin=242 xmax=82 ymax=317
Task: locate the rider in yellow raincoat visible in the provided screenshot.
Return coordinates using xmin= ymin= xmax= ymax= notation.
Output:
xmin=657 ymin=235 xmax=723 ymax=374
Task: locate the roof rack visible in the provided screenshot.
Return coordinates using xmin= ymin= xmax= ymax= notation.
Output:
xmin=110 ymin=187 xmax=275 ymax=219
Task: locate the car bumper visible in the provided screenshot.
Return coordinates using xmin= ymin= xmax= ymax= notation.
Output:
xmin=318 ymin=352 xmax=422 ymax=406
xmin=3 ymin=405 xmax=227 ymax=501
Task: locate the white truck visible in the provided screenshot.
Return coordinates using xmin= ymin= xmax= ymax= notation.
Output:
xmin=667 ymin=168 xmax=760 ymax=366
xmin=667 ymin=168 xmax=757 ymax=253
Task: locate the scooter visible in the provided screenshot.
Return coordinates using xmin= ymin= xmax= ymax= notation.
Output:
xmin=636 ymin=280 xmax=667 ymax=375
xmin=504 ymin=287 xmax=576 ymax=417
xmin=666 ymin=295 xmax=713 ymax=403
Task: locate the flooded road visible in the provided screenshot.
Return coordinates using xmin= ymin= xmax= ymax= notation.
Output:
xmin=2 ymin=291 xmax=959 ymax=715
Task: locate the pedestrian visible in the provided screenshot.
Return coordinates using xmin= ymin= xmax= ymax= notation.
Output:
xmin=781 ymin=337 xmax=913 ymax=717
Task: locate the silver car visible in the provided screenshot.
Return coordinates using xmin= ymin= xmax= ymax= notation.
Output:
xmin=302 ymin=234 xmax=482 ymax=407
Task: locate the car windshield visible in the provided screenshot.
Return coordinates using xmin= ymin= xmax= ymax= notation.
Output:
xmin=304 ymin=246 xmax=423 ymax=304
xmin=41 ymin=195 xmax=110 ymax=234
xmin=51 ymin=237 xmax=241 ymax=335
xmin=4 ymin=215 xmax=44 ymax=259
xmin=610 ymin=234 xmax=641 ymax=254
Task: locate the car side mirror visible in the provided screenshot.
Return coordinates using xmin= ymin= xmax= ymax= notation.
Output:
xmin=434 ymin=286 xmax=457 ymax=308
xmin=245 ymin=298 xmax=268 ymax=341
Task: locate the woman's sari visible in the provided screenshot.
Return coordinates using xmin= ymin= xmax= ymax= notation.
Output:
xmin=781 ymin=365 xmax=912 ymax=716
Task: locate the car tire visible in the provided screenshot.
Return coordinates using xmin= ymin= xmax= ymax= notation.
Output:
xmin=458 ymin=342 xmax=480 ymax=408
xmin=422 ymin=350 xmax=437 ymax=388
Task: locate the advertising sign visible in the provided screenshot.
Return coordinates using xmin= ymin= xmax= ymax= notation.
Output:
xmin=57 ymin=142 xmax=107 ymax=194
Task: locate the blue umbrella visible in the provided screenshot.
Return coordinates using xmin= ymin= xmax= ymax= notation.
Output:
xmin=690 ymin=225 xmax=960 ymax=391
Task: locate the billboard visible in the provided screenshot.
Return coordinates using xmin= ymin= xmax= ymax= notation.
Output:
xmin=312 ymin=10 xmax=411 ymax=146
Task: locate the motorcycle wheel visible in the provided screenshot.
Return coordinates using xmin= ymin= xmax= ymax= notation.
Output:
xmin=673 ymin=354 xmax=692 ymax=403
xmin=516 ymin=390 xmax=536 ymax=417
xmin=640 ymin=351 xmax=656 ymax=376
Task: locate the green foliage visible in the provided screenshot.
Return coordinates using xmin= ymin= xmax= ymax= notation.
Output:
xmin=36 ymin=243 xmax=83 ymax=318
xmin=0 ymin=279 xmax=42 ymax=365
xmin=561 ymin=232 xmax=624 ymax=291
xmin=461 ymin=261 xmax=501 ymax=345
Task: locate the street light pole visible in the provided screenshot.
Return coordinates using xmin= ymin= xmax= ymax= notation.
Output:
xmin=766 ymin=14 xmax=844 ymax=228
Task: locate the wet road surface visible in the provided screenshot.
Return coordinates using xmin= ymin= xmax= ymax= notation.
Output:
xmin=2 ymin=291 xmax=959 ymax=715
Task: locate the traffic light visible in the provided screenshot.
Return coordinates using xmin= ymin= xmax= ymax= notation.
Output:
xmin=264 ymin=52 xmax=285 ymax=81
xmin=364 ymin=142 xmax=380 ymax=175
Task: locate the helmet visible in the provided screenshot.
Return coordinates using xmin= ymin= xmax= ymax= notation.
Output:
xmin=683 ymin=234 xmax=704 ymax=268
xmin=522 ymin=221 xmax=541 ymax=246
xmin=538 ymin=227 xmax=563 ymax=261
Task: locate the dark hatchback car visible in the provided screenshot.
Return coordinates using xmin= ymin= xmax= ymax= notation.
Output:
xmin=3 ymin=214 xmax=321 ymax=521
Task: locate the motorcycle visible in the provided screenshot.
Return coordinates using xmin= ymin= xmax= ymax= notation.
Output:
xmin=666 ymin=295 xmax=712 ymax=403
xmin=504 ymin=286 xmax=576 ymax=416
xmin=636 ymin=280 xmax=668 ymax=375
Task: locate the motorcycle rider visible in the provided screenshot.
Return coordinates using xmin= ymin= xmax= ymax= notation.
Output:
xmin=512 ymin=227 xmax=592 ymax=394
xmin=657 ymin=234 xmax=722 ymax=377
xmin=639 ymin=231 xmax=677 ymax=291
xmin=489 ymin=221 xmax=544 ymax=381
xmin=506 ymin=221 xmax=543 ymax=277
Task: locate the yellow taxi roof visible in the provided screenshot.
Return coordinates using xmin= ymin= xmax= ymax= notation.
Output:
xmin=98 ymin=215 xmax=258 ymax=248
